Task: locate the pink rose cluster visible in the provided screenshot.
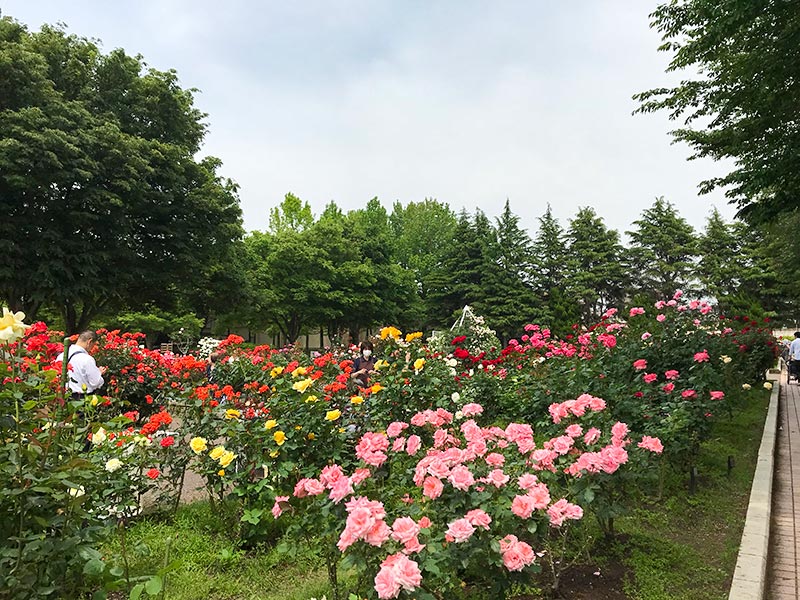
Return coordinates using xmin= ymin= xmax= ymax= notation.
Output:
xmin=374 ymin=553 xmax=423 ymax=599
xmin=548 ymin=393 xmax=607 ymax=424
xmin=499 ymin=534 xmax=536 ymax=571
xmin=337 ymin=496 xmax=391 ymax=551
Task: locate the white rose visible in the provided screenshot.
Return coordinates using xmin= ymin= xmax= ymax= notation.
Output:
xmin=446 ymin=358 xmax=458 ymax=367
xmin=742 ymin=383 xmax=751 ymax=390
xmin=764 ymin=382 xmax=773 ymax=390
xmin=91 ymin=427 xmax=107 ymax=445
xmin=105 ymin=458 xmax=122 ymax=472
xmin=68 ymin=486 xmax=85 ymax=498
xmin=451 ymin=392 xmax=460 ymax=402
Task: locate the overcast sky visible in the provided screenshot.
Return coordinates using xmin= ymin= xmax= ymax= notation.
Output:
xmin=3 ymin=1 xmax=737 ymax=239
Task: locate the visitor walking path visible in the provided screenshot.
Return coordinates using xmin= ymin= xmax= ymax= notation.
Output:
xmin=767 ymin=371 xmax=800 ymax=599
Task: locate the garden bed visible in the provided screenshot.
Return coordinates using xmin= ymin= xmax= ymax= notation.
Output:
xmin=106 ymin=391 xmax=769 ymax=600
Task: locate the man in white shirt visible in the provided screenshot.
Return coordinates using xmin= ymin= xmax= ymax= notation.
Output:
xmin=789 ymin=332 xmax=800 ymax=383
xmin=56 ymin=330 xmax=107 ymax=396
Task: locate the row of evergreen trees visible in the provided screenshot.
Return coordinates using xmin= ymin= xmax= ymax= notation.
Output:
xmin=216 ymin=195 xmax=790 ymax=344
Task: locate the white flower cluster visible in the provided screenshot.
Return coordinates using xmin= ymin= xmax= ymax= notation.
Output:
xmin=196 ymin=336 xmax=221 ymax=360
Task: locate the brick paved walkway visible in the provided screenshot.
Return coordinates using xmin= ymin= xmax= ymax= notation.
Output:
xmin=768 ymin=372 xmax=800 ymax=599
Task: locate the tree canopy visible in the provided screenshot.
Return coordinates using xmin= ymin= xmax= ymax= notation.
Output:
xmin=635 ymin=0 xmax=800 ymax=223
xmin=0 ymin=17 xmax=243 ymax=332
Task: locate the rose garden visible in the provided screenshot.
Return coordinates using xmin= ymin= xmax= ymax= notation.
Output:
xmin=0 ymin=294 xmax=778 ymax=599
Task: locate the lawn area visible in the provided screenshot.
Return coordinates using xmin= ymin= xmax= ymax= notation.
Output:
xmin=103 ymin=391 xmax=770 ymax=600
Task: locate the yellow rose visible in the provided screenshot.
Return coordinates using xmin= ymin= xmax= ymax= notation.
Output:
xmin=294 ymin=425 xmax=302 ymax=430
xmin=370 ymin=383 xmax=383 ymax=393
xmin=209 ymin=445 xmax=226 ymax=461
xmin=380 ymin=326 xmax=401 ymax=340
xmin=350 ymin=395 xmax=364 ymax=404
xmin=0 ymin=307 xmax=30 ymax=343
xmin=414 ymin=358 xmax=426 ymax=371
xmin=305 ymin=395 xmax=319 ymax=403
xmin=265 ymin=419 xmax=278 ymax=430
xmin=292 ymin=378 xmax=313 ymax=393
xmin=218 ymin=469 xmax=225 ymax=477
xmin=274 ymin=430 xmax=286 ymax=445
xmin=270 ymin=366 xmax=284 ymax=378
xmin=219 ymin=451 xmax=236 ymax=468
xmin=269 ymin=450 xmax=279 ymax=458
xmin=89 ymin=395 xmax=100 ymax=407
xmin=307 ymin=432 xmax=316 ymax=440
xmin=292 ymin=366 xmax=307 ymax=377
xmin=190 ymin=437 xmax=208 ymax=454
xmin=405 ymin=331 xmax=423 ymax=342
xmin=224 ymin=409 xmax=241 ymax=420
xmin=325 ymin=409 xmax=341 ymax=421
xmin=374 ymin=359 xmax=389 ymax=370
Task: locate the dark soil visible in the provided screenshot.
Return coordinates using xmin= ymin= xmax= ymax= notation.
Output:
xmin=512 ymin=559 xmax=630 ymax=600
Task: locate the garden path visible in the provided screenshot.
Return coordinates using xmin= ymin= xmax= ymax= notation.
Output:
xmin=767 ymin=371 xmax=800 ymax=600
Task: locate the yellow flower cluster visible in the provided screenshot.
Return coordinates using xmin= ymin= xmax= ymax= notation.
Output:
xmin=270 ymin=366 xmax=284 ymax=378
xmin=224 ymin=409 xmax=241 ymax=420
xmin=292 ymin=367 xmax=307 ymax=377
xmin=374 ymin=359 xmax=389 ymax=370
xmin=405 ymin=331 xmax=423 ymax=342
xmin=209 ymin=445 xmax=236 ymax=468
xmin=380 ymin=326 xmax=402 ymax=340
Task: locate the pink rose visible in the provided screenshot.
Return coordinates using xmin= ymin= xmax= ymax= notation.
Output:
xmin=681 ymin=389 xmax=697 ymax=399
xmin=406 ymin=435 xmax=422 ymax=456
xmin=386 ymin=421 xmax=409 ymax=438
xmin=583 ymin=427 xmax=601 ymax=445
xmin=485 ymin=468 xmax=510 ymax=488
xmin=304 ymin=478 xmax=325 ymax=496
xmin=391 ymin=517 xmax=421 ymax=543
xmin=422 ymin=476 xmax=444 ymax=499
xmin=511 ymin=494 xmax=536 ymax=519
xmin=710 ymin=390 xmax=725 ymax=400
xmin=629 ymin=307 xmax=645 ymax=316
xmin=564 ymin=424 xmax=583 ymax=438
xmin=643 ymin=373 xmax=657 ymax=384
xmin=465 ymin=509 xmax=492 ymax=529
xmin=664 ymin=369 xmax=680 ymax=380
xmin=633 ymin=359 xmax=647 ymax=370
xmin=445 ymin=518 xmax=476 ymax=543
xmin=502 ymin=539 xmax=535 ymax=571
xmin=662 ymin=382 xmax=675 ymax=393
xmin=638 ymin=435 xmax=664 ymax=454
xmin=656 ymin=314 xmax=666 ymax=322
xmin=462 ymin=403 xmax=483 ymax=416
xmin=328 ymin=476 xmax=354 ymax=503
xmin=350 ymin=468 xmax=372 ymax=487
xmin=693 ymin=350 xmax=710 ymax=362
xmin=448 ymin=465 xmax=475 ymax=491
xmin=271 ymin=495 xmax=289 ymax=519
xmin=392 ymin=437 xmax=406 ymax=453
xmin=485 ymin=452 xmax=505 ymax=466
xmin=517 ymin=473 xmax=539 ymax=491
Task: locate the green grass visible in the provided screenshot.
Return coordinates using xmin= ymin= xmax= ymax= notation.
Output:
xmin=103 ymin=392 xmax=770 ymax=600
xmin=103 ymin=502 xmax=331 ymax=600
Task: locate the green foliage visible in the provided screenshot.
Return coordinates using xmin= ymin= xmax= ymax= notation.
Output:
xmin=0 ymin=17 xmax=243 ymax=333
xmin=635 ymin=0 xmax=800 ymax=224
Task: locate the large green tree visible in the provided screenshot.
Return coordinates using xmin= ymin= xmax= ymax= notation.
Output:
xmin=635 ymin=0 xmax=800 ymax=223
xmin=565 ymin=207 xmax=627 ymax=323
xmin=626 ymin=198 xmax=697 ymax=302
xmin=0 ymin=18 xmax=243 ymax=332
xmin=476 ymin=200 xmax=537 ymax=341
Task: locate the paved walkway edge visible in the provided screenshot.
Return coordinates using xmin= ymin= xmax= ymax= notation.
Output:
xmin=728 ymin=372 xmax=780 ymax=600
